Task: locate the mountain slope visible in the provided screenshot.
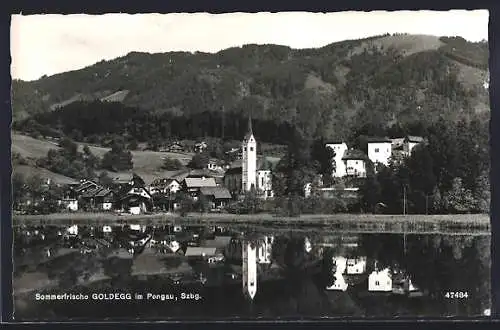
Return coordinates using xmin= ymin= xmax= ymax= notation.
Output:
xmin=12 ymin=34 xmax=489 ymax=140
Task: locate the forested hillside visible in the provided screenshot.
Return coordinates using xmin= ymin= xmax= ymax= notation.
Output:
xmin=12 ymin=34 xmax=489 ymax=143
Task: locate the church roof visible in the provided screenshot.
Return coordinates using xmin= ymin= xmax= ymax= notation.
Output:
xmin=243 ymin=115 xmax=254 ymax=141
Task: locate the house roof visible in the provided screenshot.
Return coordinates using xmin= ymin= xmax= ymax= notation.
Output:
xmin=81 ymin=186 xmax=105 ymax=198
xmin=94 ymin=188 xmax=113 ymax=198
xmin=150 ymin=178 xmax=178 ymax=187
xmin=342 ymin=149 xmax=368 ymax=161
xmin=184 ymin=177 xmax=217 ymax=188
xmin=406 ymin=135 xmax=424 ymax=143
xmin=188 ymin=169 xmax=215 ymax=177
xmin=202 ymin=236 xmax=232 ymax=248
xmin=224 ymin=166 xmax=242 ymax=176
xmin=110 ymin=173 xmax=134 ymax=184
xmin=325 ymin=140 xmax=346 ymax=145
xmin=74 ymin=180 xmax=98 ymax=192
xmin=200 ymin=186 xmax=232 ymax=199
xmin=366 ymin=137 xmax=392 ymax=143
xmin=184 ymin=247 xmax=217 ymax=257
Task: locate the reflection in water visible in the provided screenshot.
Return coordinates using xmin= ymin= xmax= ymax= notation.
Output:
xmin=13 ymin=225 xmax=491 ymax=320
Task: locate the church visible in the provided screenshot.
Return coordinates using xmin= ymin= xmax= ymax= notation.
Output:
xmin=223 ymin=117 xmax=275 ymax=199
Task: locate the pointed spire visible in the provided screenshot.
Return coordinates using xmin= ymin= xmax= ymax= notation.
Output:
xmin=247 ymin=113 xmax=253 ymax=135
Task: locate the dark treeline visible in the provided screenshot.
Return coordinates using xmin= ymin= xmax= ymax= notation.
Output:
xmin=14 ymin=101 xmax=296 ymax=146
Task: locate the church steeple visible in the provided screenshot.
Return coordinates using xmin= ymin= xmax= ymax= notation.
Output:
xmin=247 ymin=114 xmax=253 ymax=136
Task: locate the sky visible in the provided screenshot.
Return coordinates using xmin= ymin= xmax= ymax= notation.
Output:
xmin=11 ymin=10 xmax=489 ymax=81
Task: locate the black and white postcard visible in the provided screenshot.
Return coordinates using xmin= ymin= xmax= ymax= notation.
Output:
xmin=10 ymin=10 xmax=491 ymax=320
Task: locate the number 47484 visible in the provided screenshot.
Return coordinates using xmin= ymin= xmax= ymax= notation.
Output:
xmin=444 ymin=291 xmax=469 ymax=299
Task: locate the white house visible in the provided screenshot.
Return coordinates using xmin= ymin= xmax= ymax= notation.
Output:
xmin=256 ymin=169 xmax=274 ymax=199
xmin=242 ymin=117 xmax=257 ymax=192
xmin=149 ymin=178 xmax=181 ymax=195
xmin=391 ymin=136 xmax=424 ymax=158
xmin=242 ymin=241 xmax=258 ymax=300
xmin=257 ymin=235 xmax=274 ymax=264
xmin=368 ymin=268 xmax=393 ymax=292
xmin=346 ymin=257 xmax=367 ymax=275
xmin=367 ymin=137 xmax=392 ymax=167
xmin=59 ymin=198 xmax=78 ymax=212
xmin=129 ymin=224 xmax=141 ymax=231
xmin=326 ymin=256 xmax=349 ymax=291
xmin=66 ymin=225 xmax=78 ymax=236
xmin=304 ymin=237 xmax=312 ymax=253
xmin=342 ymin=150 xmax=367 ymax=178
xmin=326 ymin=142 xmax=349 ymax=177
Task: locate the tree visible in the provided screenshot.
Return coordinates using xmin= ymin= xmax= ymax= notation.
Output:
xmin=101 ymin=139 xmax=134 ymax=172
xmin=473 ymin=171 xmax=490 ymax=213
xmin=25 ymin=174 xmax=45 ymax=205
xmin=311 ymin=137 xmax=335 ymax=186
xmin=178 ymin=192 xmax=193 ymax=216
xmin=187 ymin=152 xmax=210 ymax=169
xmin=162 ymin=157 xmax=184 ymax=170
xmin=196 ymin=194 xmax=210 ymax=214
xmin=442 ymin=177 xmax=476 ymax=214
xmin=12 ymin=173 xmax=26 ymax=210
xmin=241 ymin=188 xmax=261 ymax=214
xmin=359 ymin=176 xmax=382 ymax=213
xmin=98 ymin=171 xmax=114 ymax=187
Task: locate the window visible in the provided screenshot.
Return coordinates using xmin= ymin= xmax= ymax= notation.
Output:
xmin=375 ymin=148 xmax=380 ymax=153
xmin=250 ymin=147 xmax=254 ymax=151
xmin=261 ymin=177 xmax=264 ymax=186
xmin=244 ymin=147 xmax=247 ymax=151
xmin=375 ymin=281 xmax=380 ymax=286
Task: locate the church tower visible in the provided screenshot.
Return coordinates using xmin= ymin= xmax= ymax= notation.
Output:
xmin=242 ymin=115 xmax=257 ymax=192
xmin=242 ymin=241 xmax=258 ymax=300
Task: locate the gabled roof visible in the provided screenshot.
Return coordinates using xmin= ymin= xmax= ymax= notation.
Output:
xmin=81 ymin=186 xmax=105 ymax=198
xmin=406 ymin=135 xmax=424 ymax=143
xmin=366 ymin=137 xmax=392 ymax=143
xmin=202 ymin=236 xmax=232 ymax=248
xmin=342 ymin=149 xmax=368 ymax=161
xmin=200 ymin=186 xmax=232 ymax=199
xmin=188 ymin=169 xmax=215 ymax=177
xmin=94 ymin=188 xmax=113 ymax=198
xmin=184 ymin=177 xmax=217 ymax=188
xmin=224 ymin=166 xmax=242 ymax=176
xmin=184 ymin=247 xmax=217 ymax=257
xmin=325 ymin=140 xmax=346 ymax=145
xmin=150 ymin=178 xmax=178 ymax=187
xmin=74 ymin=180 xmax=98 ymax=192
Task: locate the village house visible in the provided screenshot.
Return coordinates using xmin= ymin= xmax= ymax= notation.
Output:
xmin=368 ymin=267 xmax=393 ymax=292
xmin=194 ymin=141 xmax=208 ymax=153
xmin=183 ymin=176 xmax=217 ymax=200
xmin=391 ymin=135 xmax=424 ymax=158
xmin=257 ymin=235 xmax=274 ymax=264
xmin=367 ymin=137 xmax=393 ymax=167
xmin=149 ymin=178 xmax=181 ymax=195
xmin=207 ymin=159 xmax=225 ymax=172
xmin=326 ymin=256 xmax=349 ymax=291
xmin=346 ymin=256 xmax=367 ymax=275
xmin=79 ymin=186 xmax=115 ymax=211
xmin=199 ymin=186 xmax=232 ymax=209
xmin=342 ymin=149 xmax=368 ymax=178
xmin=325 ymin=141 xmax=349 ymax=178
xmin=224 ymin=167 xmax=243 ymax=195
xmin=117 ymin=187 xmax=153 ymax=215
xmin=167 ymin=142 xmax=185 ymax=153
